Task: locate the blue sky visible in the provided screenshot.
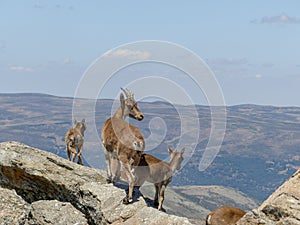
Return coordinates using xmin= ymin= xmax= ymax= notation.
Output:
xmin=1 ymin=0 xmax=300 ymax=106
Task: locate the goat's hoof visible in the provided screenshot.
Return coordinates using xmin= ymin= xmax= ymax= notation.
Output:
xmin=153 ymin=201 xmax=159 ymax=207
xmin=122 ymin=196 xmax=132 ymax=205
xmin=112 ymin=176 xmax=120 ymax=183
xmin=106 ymin=178 xmax=112 ymax=184
xmin=158 ymin=207 xmax=166 ymax=212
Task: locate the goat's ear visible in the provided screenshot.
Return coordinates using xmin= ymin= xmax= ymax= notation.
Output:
xmin=74 ymin=119 xmax=77 ymax=124
xmin=168 ymin=147 xmax=173 ymax=155
xmin=81 ymin=118 xmax=86 ymax=124
xmin=181 ymin=148 xmax=185 ymax=155
xmin=120 ymin=93 xmax=125 ymax=110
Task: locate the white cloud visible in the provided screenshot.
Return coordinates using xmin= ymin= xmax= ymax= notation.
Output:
xmin=9 ymin=66 xmax=34 ymax=72
xmin=207 ymin=58 xmax=248 ymax=66
xmin=252 ymin=13 xmax=300 ymax=24
xmin=261 ymin=63 xmax=274 ymax=68
xmin=255 ymin=74 xmax=263 ymax=79
xmin=103 ymin=48 xmax=151 ymax=60
xmin=33 ymin=2 xmax=74 ymax=10
xmin=63 ymin=57 xmax=72 ymax=65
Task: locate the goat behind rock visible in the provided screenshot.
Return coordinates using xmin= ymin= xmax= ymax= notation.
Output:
xmin=206 ymin=206 xmax=246 ymax=225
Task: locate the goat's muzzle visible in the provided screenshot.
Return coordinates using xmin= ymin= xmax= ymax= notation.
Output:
xmin=136 ymin=114 xmax=144 ymax=121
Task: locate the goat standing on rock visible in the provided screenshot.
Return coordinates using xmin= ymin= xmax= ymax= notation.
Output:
xmin=134 ymin=147 xmax=185 ymax=211
xmin=102 ymin=88 xmax=145 ymax=204
xmin=65 ymin=119 xmax=86 ymax=165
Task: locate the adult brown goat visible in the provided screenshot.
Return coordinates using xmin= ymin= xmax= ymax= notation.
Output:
xmin=102 ymin=88 xmax=145 ymax=204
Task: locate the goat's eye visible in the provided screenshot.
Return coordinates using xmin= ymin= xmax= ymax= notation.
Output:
xmin=132 ymin=104 xmax=137 ymax=110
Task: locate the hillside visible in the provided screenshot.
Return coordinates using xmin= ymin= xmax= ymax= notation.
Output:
xmin=140 ymin=184 xmax=258 ymax=219
xmin=0 ymin=93 xmax=299 ymax=201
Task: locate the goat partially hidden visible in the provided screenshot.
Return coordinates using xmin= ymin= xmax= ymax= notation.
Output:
xmin=65 ymin=119 xmax=86 ymax=165
xmin=102 ymin=88 xmax=145 ymax=204
xmin=206 ymin=206 xmax=246 ymax=225
xmin=134 ymin=147 xmax=185 ymax=211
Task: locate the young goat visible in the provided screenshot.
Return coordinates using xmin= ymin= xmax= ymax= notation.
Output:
xmin=65 ymin=119 xmax=86 ymax=165
xmin=102 ymin=88 xmax=145 ymax=204
xmin=206 ymin=206 xmax=246 ymax=225
xmin=134 ymin=147 xmax=185 ymax=211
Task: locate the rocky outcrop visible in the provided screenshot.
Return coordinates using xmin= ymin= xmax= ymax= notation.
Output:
xmin=237 ymin=168 xmax=300 ymax=225
xmin=0 ymin=142 xmax=193 ymax=225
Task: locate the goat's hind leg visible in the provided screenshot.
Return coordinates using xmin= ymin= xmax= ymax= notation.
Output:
xmin=66 ymin=146 xmax=71 ymax=161
xmin=77 ymin=145 xmax=83 ymax=165
xmin=67 ymin=143 xmax=77 ymax=163
xmin=157 ymin=183 xmax=167 ymax=212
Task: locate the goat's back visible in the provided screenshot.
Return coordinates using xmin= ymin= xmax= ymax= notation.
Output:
xmin=135 ymin=154 xmax=172 ymax=184
xmin=102 ymin=117 xmax=144 ymax=151
xmin=206 ymin=206 xmax=246 ymax=225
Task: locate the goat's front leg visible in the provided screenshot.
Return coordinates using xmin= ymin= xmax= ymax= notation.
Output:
xmin=154 ymin=183 xmax=160 ymax=207
xmin=111 ymin=156 xmax=121 ymax=183
xmin=122 ymin=162 xmax=135 ymax=204
xmin=104 ymin=149 xmax=113 ymax=183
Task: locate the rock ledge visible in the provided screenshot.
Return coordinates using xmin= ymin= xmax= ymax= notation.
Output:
xmin=0 ymin=142 xmax=193 ymax=225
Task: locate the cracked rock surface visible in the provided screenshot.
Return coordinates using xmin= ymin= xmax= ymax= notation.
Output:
xmin=0 ymin=142 xmax=194 ymax=225
xmin=237 ymin=169 xmax=300 ymax=225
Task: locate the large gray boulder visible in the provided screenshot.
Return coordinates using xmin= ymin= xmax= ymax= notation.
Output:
xmin=237 ymin=168 xmax=300 ymax=225
xmin=0 ymin=187 xmax=30 ymax=225
xmin=0 ymin=142 xmax=194 ymax=225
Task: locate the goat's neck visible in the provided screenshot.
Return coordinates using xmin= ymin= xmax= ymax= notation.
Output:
xmin=168 ymin=157 xmax=179 ymax=173
xmin=75 ymin=127 xmax=85 ymax=136
xmin=113 ymin=106 xmax=127 ymax=120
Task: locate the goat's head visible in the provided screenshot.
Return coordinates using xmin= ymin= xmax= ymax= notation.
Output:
xmin=120 ymin=88 xmax=144 ymax=121
xmin=168 ymin=147 xmax=185 ymax=170
xmin=132 ymin=140 xmax=144 ymax=151
xmin=74 ymin=118 xmax=86 ymax=133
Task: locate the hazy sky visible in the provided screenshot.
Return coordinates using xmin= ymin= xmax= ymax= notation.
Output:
xmin=1 ymin=1 xmax=300 ymax=106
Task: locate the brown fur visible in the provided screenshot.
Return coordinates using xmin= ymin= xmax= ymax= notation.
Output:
xmin=134 ymin=147 xmax=185 ymax=211
xmin=101 ymin=88 xmax=144 ymax=204
xmin=65 ymin=119 xmax=86 ymax=165
xmin=206 ymin=206 xmax=246 ymax=225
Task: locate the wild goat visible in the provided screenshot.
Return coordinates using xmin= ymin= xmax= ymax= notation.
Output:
xmin=206 ymin=206 xmax=246 ymax=225
xmin=65 ymin=119 xmax=86 ymax=165
xmin=102 ymin=88 xmax=145 ymax=204
xmin=134 ymin=147 xmax=185 ymax=211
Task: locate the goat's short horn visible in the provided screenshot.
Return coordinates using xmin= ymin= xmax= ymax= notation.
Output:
xmin=120 ymin=87 xmax=128 ymax=97
xmin=126 ymin=88 xmax=134 ymax=99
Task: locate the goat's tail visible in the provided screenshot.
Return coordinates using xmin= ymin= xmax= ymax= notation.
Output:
xmin=65 ymin=129 xmax=75 ymax=144
xmin=205 ymin=214 xmax=211 ymax=225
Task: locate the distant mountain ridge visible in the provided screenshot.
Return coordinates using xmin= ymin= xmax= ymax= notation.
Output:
xmin=0 ymin=93 xmax=299 ymax=201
